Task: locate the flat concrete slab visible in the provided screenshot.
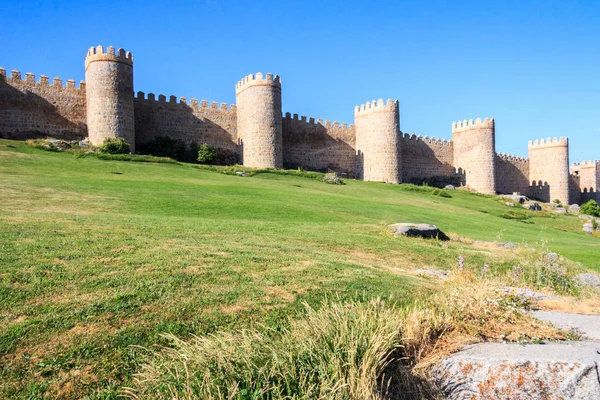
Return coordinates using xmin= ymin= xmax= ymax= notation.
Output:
xmin=532 ymin=310 xmax=600 ymax=341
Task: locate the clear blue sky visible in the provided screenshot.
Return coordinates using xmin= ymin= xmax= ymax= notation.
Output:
xmin=1 ymin=0 xmax=599 ymax=162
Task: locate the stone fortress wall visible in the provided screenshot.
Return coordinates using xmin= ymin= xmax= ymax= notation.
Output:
xmin=85 ymin=46 xmax=135 ymax=151
xmin=0 ymin=44 xmax=597 ymax=205
xmin=0 ymin=68 xmax=87 ymax=140
xmin=452 ymin=118 xmax=496 ymax=194
xmin=354 ymin=99 xmax=401 ymax=183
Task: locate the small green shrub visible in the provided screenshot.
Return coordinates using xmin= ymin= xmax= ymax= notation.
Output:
xmin=399 ymin=184 xmax=452 ymax=198
xmin=432 ymin=188 xmax=452 ymax=198
xmin=501 ymin=210 xmax=530 ymax=220
xmin=581 ymin=200 xmax=600 ymax=217
xmin=197 ymin=143 xmax=216 ymax=164
xmin=100 ymin=138 xmax=130 ymax=154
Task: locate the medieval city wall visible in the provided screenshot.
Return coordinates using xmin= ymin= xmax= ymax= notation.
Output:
xmin=400 ymin=133 xmax=456 ymax=184
xmin=452 ymin=118 xmax=496 ymax=194
xmin=570 ymin=161 xmax=600 ymax=204
xmin=528 ymin=137 xmax=570 ymax=205
xmin=134 ymin=93 xmax=238 ymax=154
xmin=282 ymin=113 xmax=356 ymax=176
xmin=0 ymin=68 xmax=87 ymax=140
xmin=495 ymin=153 xmax=530 ymax=195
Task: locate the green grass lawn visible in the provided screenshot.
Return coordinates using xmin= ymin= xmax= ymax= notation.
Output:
xmin=0 ymin=139 xmax=598 ymax=399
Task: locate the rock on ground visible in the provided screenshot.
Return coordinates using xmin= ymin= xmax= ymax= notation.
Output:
xmin=414 ymin=269 xmax=449 ymax=279
xmin=583 ymin=223 xmax=595 ymax=234
xmin=569 ymin=204 xmax=581 ymax=213
xmin=503 ymin=194 xmax=528 ymax=204
xmin=574 ymin=273 xmax=600 ymax=290
xmin=526 ymin=202 xmax=542 ymax=211
xmin=555 ymin=207 xmax=567 ymax=214
xmin=433 ymin=341 xmax=600 ymax=400
xmin=498 ymin=286 xmax=559 ymax=301
xmin=532 ymin=310 xmax=600 ymax=341
xmin=389 ymin=223 xmax=450 ymax=241
xmin=445 ymin=184 xmax=456 ymax=190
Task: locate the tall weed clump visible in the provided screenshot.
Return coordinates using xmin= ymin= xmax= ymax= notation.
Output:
xmin=125 ymin=281 xmax=564 ymax=400
xmin=507 ymin=244 xmax=582 ymax=296
xmin=125 ymin=299 xmax=425 ymax=400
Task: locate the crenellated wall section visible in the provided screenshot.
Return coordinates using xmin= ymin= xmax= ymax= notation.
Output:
xmin=0 ymin=68 xmax=87 ymax=140
xmin=495 ymin=153 xmax=530 ymax=195
xmin=1 ymin=45 xmax=598 ymax=205
xmin=528 ymin=137 xmax=570 ymax=205
xmin=570 ymin=160 xmax=600 ymax=204
xmin=134 ymin=92 xmax=238 ymax=154
xmin=282 ymin=113 xmax=356 ymax=176
xmin=452 ymin=118 xmax=496 ymax=194
xmin=400 ymin=133 xmax=457 ymax=184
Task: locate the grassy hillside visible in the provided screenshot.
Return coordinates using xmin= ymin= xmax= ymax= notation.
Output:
xmin=0 ymin=139 xmax=598 ymax=399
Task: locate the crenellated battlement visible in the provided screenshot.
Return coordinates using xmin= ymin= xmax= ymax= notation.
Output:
xmin=496 ymin=152 xmax=528 ymax=163
xmin=0 ymin=67 xmax=85 ymax=90
xmin=401 ymin=132 xmax=451 ymax=146
xmin=235 ymin=72 xmax=281 ymax=94
xmin=134 ymin=91 xmax=237 ymax=110
xmin=528 ymin=137 xmax=568 ymax=148
xmin=283 ymin=112 xmax=353 ymax=130
xmin=572 ymin=160 xmax=600 ymax=167
xmin=451 ymin=117 xmax=494 ymax=132
xmin=84 ymin=45 xmax=133 ymax=69
xmin=354 ymin=99 xmax=398 ymax=116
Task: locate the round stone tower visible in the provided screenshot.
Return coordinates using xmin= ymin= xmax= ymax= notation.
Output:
xmin=235 ymin=73 xmax=282 ymax=168
xmin=84 ymin=45 xmax=135 ymax=151
xmin=452 ymin=118 xmax=496 ymax=194
xmin=528 ymin=137 xmax=570 ymax=205
xmin=354 ymin=99 xmax=401 ymax=183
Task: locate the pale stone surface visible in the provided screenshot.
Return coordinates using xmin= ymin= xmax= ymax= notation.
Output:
xmin=390 ymin=223 xmax=449 ymax=240
xmin=497 ymin=286 xmax=559 ymax=301
xmin=355 ymin=99 xmax=401 ymax=183
xmin=532 ymin=311 xmax=600 ymax=341
xmin=235 ymin=73 xmax=282 ymax=169
xmin=569 ymin=204 xmax=581 ymax=213
xmin=574 ymin=273 xmax=600 ymax=290
xmin=555 ymin=207 xmax=567 ymax=214
xmin=529 ymin=137 xmax=570 ymax=205
xmin=452 ymin=118 xmax=496 ymax=194
xmin=85 ymin=46 xmax=135 ymax=152
xmin=583 ymin=223 xmax=594 ymax=234
xmin=433 ymin=341 xmax=600 ymax=400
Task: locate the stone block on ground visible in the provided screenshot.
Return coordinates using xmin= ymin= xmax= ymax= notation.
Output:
xmin=574 ymin=273 xmax=600 ymax=290
xmin=433 ymin=341 xmax=600 ymax=400
xmin=389 ymin=223 xmax=449 ymax=241
xmin=583 ymin=223 xmax=594 ymax=234
xmin=525 ymin=202 xmax=542 ymax=211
